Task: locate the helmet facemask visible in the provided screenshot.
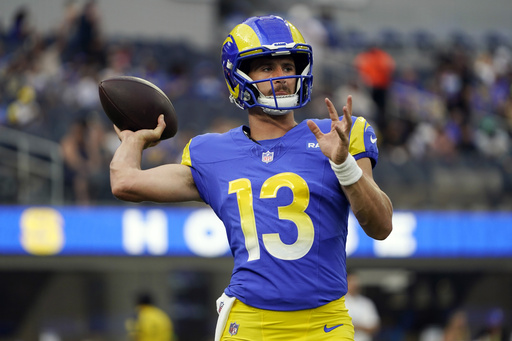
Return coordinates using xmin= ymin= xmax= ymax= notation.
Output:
xmin=231 ymin=51 xmax=313 ymax=115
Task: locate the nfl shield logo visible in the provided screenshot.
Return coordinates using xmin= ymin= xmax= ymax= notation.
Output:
xmin=229 ymin=322 xmax=239 ymax=336
xmin=262 ymin=151 xmax=274 ymax=163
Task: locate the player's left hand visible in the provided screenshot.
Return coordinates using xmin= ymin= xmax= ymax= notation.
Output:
xmin=307 ymin=96 xmax=352 ymax=164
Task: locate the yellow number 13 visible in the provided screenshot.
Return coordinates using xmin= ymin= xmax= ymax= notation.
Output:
xmin=228 ymin=172 xmax=314 ymax=261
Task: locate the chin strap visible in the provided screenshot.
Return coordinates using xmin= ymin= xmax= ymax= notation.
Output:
xmin=262 ymin=107 xmax=292 ymax=115
xmin=260 ymin=94 xmax=297 ymax=115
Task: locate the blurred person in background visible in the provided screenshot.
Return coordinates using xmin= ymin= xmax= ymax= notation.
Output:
xmin=109 ymin=14 xmax=392 ymax=341
xmin=60 ymin=114 xmax=109 ymax=204
xmin=354 ymin=43 xmax=395 ymax=141
xmin=474 ymin=116 xmax=510 ymax=159
xmin=286 ymin=4 xmax=329 ymax=86
xmin=443 ymin=309 xmax=471 ymax=341
xmin=126 ymin=292 xmax=174 ymax=341
xmin=5 ymin=5 xmax=33 ymax=51
xmin=475 ymin=308 xmax=512 ymax=341
xmin=60 ymin=118 xmax=92 ymax=204
xmin=66 ymin=0 xmax=106 ymax=65
xmin=6 ymin=85 xmax=40 ymax=129
xmin=344 ymin=272 xmax=380 ymax=341
xmin=334 ymin=77 xmax=377 ymax=126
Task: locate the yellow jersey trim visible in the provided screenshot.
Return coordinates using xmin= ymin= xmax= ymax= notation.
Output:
xmin=181 ymin=139 xmax=192 ymax=167
xmin=349 ymin=117 xmax=367 ymax=156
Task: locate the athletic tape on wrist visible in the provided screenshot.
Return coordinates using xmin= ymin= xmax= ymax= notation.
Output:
xmin=329 ymin=154 xmax=363 ymax=186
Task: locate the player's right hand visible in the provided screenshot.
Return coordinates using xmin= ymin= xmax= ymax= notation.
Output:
xmin=114 ymin=114 xmax=166 ymax=149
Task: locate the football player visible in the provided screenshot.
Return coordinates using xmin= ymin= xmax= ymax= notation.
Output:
xmin=110 ymin=15 xmax=393 ymax=341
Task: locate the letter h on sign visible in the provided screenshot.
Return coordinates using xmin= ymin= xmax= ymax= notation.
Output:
xmin=122 ymin=209 xmax=168 ymax=255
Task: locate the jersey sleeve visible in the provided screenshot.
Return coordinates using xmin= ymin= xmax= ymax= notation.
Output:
xmin=349 ymin=116 xmax=379 ymax=167
xmin=180 ymin=138 xmax=210 ymax=204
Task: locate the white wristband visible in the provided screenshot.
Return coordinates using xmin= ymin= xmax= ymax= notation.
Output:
xmin=329 ymin=154 xmax=363 ymax=186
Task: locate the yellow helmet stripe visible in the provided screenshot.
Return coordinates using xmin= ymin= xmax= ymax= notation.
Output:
xmin=225 ymin=79 xmax=239 ymax=98
xmin=231 ymin=24 xmax=262 ymax=54
xmin=286 ymin=21 xmax=306 ymax=44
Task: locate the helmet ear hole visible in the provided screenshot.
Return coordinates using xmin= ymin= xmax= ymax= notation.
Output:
xmin=244 ymin=85 xmax=257 ymax=106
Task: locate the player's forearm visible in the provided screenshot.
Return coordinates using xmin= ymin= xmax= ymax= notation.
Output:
xmin=110 ymin=136 xmax=146 ymax=201
xmin=343 ymin=174 xmax=393 ymax=240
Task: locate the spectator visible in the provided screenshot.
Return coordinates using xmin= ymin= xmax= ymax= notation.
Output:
xmin=334 ymin=77 xmax=377 ymax=125
xmin=67 ymin=0 xmax=105 ymax=65
xmin=443 ymin=310 xmax=471 ymax=341
xmin=6 ymin=6 xmax=33 ymax=51
xmin=6 ymin=85 xmax=41 ymax=130
xmin=475 ymin=308 xmax=511 ymax=341
xmin=345 ymin=272 xmax=381 ymax=341
xmin=287 ymin=4 xmax=329 ymax=85
xmin=126 ymin=292 xmax=174 ymax=341
xmin=57 ymin=0 xmax=80 ymax=47
xmin=354 ymin=43 xmax=396 ymax=138
xmin=475 ymin=116 xmax=510 ymax=159
xmin=99 ymin=42 xmax=133 ymax=80
xmin=60 ymin=115 xmax=109 ymax=204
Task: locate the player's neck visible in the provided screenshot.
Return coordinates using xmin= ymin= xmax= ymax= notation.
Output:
xmin=247 ymin=109 xmax=297 ymax=141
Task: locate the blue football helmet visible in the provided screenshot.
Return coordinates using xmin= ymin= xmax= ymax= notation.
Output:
xmin=221 ymin=15 xmax=314 ymax=115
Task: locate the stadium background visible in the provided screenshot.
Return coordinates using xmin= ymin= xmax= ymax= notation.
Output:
xmin=0 ymin=0 xmax=511 ymax=340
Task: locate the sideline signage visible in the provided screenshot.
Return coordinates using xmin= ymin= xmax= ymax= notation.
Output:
xmin=1 ymin=206 xmax=511 ymax=258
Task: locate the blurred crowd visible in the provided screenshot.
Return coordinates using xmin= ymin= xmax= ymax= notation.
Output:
xmin=0 ymin=2 xmax=511 ymax=208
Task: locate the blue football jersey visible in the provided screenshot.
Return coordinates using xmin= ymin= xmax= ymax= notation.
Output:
xmin=181 ymin=117 xmax=378 ymax=311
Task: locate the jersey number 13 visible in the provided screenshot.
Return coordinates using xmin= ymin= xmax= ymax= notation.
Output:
xmin=228 ymin=172 xmax=315 ymax=262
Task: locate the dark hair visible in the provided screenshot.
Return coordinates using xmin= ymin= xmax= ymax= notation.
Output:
xmin=137 ymin=292 xmax=153 ymax=305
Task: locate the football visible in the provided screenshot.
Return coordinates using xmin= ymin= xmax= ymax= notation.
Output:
xmin=98 ymin=76 xmax=178 ymax=140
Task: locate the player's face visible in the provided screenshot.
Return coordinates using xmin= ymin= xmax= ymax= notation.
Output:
xmin=248 ymin=57 xmax=297 ymax=96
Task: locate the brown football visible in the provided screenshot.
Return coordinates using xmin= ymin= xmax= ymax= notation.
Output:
xmin=98 ymin=76 xmax=178 ymax=140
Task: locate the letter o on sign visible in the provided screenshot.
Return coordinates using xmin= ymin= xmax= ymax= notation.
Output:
xmin=184 ymin=209 xmax=230 ymax=257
